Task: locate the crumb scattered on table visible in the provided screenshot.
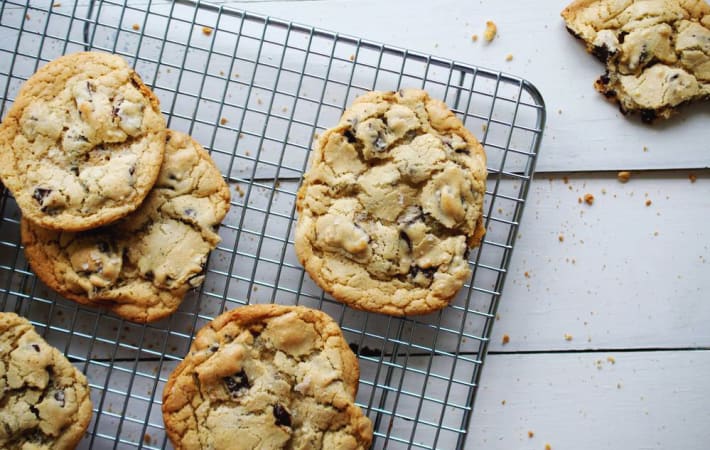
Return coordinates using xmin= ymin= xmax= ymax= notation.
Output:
xmin=558 ymin=234 xmax=564 ymax=242
xmin=645 ymin=199 xmax=652 ymax=207
xmin=484 ymin=20 xmax=498 ymax=42
xmin=545 ymin=444 xmax=552 ymax=450
xmin=132 ymin=23 xmax=140 ymax=31
xmin=617 ymin=171 xmax=631 ymax=183
xmin=202 ymin=26 xmax=213 ymax=36
xmin=524 ymin=271 xmax=531 ymax=278
xmin=528 ymin=430 xmax=534 ymax=438
xmin=53 ymin=2 xmax=61 ymax=7
xmin=607 ymin=356 xmax=616 ymax=364
xmin=562 ymin=176 xmax=569 ymax=184
xmin=564 ymin=333 xmax=573 ymax=341
xmin=471 ymin=34 xmax=479 ymax=42
xmin=502 ymin=334 xmax=510 ymax=345
xmin=220 ymin=117 xmax=228 ymax=125
xmin=583 ymin=193 xmax=594 ymax=205
xmin=144 ymin=434 xmax=152 ymax=445
xmin=643 ymin=146 xmax=648 ymax=152
xmin=505 ymin=53 xmax=513 ymax=61
xmin=689 ymin=173 xmax=697 ymax=183
xmin=349 ymin=54 xmax=355 ymax=61
xmin=501 ymin=399 xmax=506 ymax=405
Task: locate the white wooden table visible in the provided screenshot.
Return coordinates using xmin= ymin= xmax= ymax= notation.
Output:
xmin=2 ymin=1 xmax=709 ymax=449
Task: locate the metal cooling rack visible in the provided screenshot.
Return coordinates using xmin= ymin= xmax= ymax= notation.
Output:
xmin=0 ymin=1 xmax=545 ymax=449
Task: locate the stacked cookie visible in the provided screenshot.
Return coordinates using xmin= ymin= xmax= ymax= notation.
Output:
xmin=0 ymin=52 xmax=231 ymax=323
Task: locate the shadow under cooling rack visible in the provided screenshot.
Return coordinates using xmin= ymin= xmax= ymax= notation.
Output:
xmin=0 ymin=1 xmax=545 ymax=449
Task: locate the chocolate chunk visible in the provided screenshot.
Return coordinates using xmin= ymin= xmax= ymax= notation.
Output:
xmin=373 ymin=135 xmax=387 ymax=152
xmin=640 ymin=109 xmax=657 ymax=123
xmin=32 ymin=344 xmax=40 ymax=352
xmin=598 ymin=73 xmax=611 ymax=85
xmin=273 ymin=403 xmax=292 ymax=427
xmin=223 ymin=370 xmax=250 ymax=397
xmin=344 ymin=129 xmax=357 ymax=144
xmin=32 ymin=188 xmax=52 ymax=205
xmin=54 ymin=390 xmax=65 ymax=407
xmin=618 ymin=31 xmax=628 ymax=44
xmin=591 ymin=44 xmax=612 ymax=63
xmin=409 ymin=265 xmax=436 ymax=279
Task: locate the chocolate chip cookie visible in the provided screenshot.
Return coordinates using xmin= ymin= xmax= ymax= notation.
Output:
xmin=295 ymin=89 xmax=487 ymax=316
xmin=562 ymin=0 xmax=710 ymax=122
xmin=162 ymin=304 xmax=373 ymax=450
xmin=0 ymin=312 xmax=92 ymax=449
xmin=21 ymin=130 xmax=231 ymax=323
xmin=0 ymin=51 xmax=166 ymax=230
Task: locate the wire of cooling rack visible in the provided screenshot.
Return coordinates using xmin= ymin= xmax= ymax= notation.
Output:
xmin=0 ymin=1 xmax=545 ymax=449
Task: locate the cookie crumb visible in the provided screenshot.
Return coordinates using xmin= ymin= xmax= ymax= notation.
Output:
xmin=502 ymin=334 xmax=510 ymax=345
xmin=607 ymin=356 xmax=616 ymax=364
xmin=501 ymin=399 xmax=506 ymax=405
xmin=52 ymin=2 xmax=61 ymax=6
xmin=528 ymin=430 xmax=534 ymax=438
xmin=132 ymin=23 xmax=140 ymax=31
xmin=562 ymin=176 xmax=569 ymax=184
xmin=505 ymin=53 xmax=513 ymax=61
xmin=643 ymin=146 xmax=648 ymax=152
xmin=617 ymin=171 xmax=631 ymax=183
xmin=234 ymin=73 xmax=240 ymax=78
xmin=481 ymin=124 xmax=488 ymax=132
xmin=564 ymin=333 xmax=573 ymax=341
xmin=349 ymin=54 xmax=355 ymax=61
xmin=471 ymin=34 xmax=479 ymax=42
xmin=257 ymin=98 xmax=263 ymax=105
xmin=583 ymin=193 xmax=594 ymax=205
xmin=545 ymin=444 xmax=552 ymax=450
xmin=220 ymin=117 xmax=228 ymax=125
xmin=558 ymin=234 xmax=564 ymax=242
xmin=689 ymin=173 xmax=697 ymax=183
xmin=645 ymin=199 xmax=652 ymax=207
xmin=282 ymin=106 xmax=288 ymax=113
xmin=25 ymin=13 xmax=30 ymax=20
xmin=144 ymin=434 xmax=152 ymax=445
xmin=577 ymin=196 xmax=582 ymax=204
xmin=484 ymin=20 xmax=498 ymax=42
xmin=524 ymin=271 xmax=531 ymax=278
xmin=202 ymin=26 xmax=213 ymax=36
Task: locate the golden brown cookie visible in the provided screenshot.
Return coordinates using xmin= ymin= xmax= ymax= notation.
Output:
xmin=0 ymin=51 xmax=166 ymax=230
xmin=0 ymin=312 xmax=92 ymax=449
xmin=21 ymin=130 xmax=231 ymax=323
xmin=162 ymin=304 xmax=373 ymax=450
xmin=295 ymin=89 xmax=487 ymax=316
xmin=562 ymin=0 xmax=710 ymax=121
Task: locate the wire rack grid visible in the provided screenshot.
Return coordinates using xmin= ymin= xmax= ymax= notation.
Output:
xmin=0 ymin=1 xmax=545 ymax=449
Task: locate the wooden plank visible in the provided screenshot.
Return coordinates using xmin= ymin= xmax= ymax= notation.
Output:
xmin=490 ymin=170 xmax=710 ymax=352
xmin=468 ymin=350 xmax=710 ymax=450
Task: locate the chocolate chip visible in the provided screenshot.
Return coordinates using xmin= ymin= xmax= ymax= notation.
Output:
xmin=209 ymin=343 xmax=219 ymax=352
xmin=70 ymin=166 xmax=79 ymax=176
xmin=374 ymin=135 xmax=387 ymax=152
xmin=96 ymin=241 xmax=110 ymax=253
xmin=32 ymin=188 xmax=52 ymax=205
xmin=640 ymin=109 xmax=657 ymax=124
xmin=603 ymin=89 xmax=617 ymax=99
xmin=669 ymin=73 xmax=679 ymax=81
xmin=112 ymin=106 xmax=120 ymax=118
xmin=455 ymin=148 xmax=470 ymax=155
xmin=400 ymin=231 xmax=412 ymax=251
xmin=273 ymin=404 xmax=291 ymax=427
xmin=128 ymin=166 xmax=135 ymax=176
xmin=54 ymin=390 xmax=65 ymax=407
xmin=409 ymin=265 xmax=436 ymax=279
xmin=86 ymin=81 xmax=96 ymax=93
xmin=344 ymin=129 xmax=357 ymax=144
xmin=32 ymin=344 xmax=40 ymax=352
xmin=223 ymin=370 xmax=250 ymax=397
xmin=144 ymin=270 xmax=154 ymax=281
xmin=598 ymin=73 xmax=611 ymax=85
xmin=591 ymin=44 xmax=612 ymax=63
xmin=184 ymin=208 xmax=196 ymax=217
xmin=618 ymin=31 xmax=628 ymax=44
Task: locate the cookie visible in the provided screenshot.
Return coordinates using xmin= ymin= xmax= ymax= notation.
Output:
xmin=0 ymin=51 xmax=166 ymax=230
xmin=0 ymin=312 xmax=92 ymax=449
xmin=562 ymin=0 xmax=710 ymax=122
xmin=21 ymin=130 xmax=231 ymax=323
xmin=295 ymin=89 xmax=487 ymax=316
xmin=162 ymin=304 xmax=373 ymax=450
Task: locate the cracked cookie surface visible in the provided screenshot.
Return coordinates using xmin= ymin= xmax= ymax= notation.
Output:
xmin=0 ymin=312 xmax=92 ymax=450
xmin=0 ymin=51 xmax=166 ymax=230
xmin=295 ymin=89 xmax=486 ymax=316
xmin=562 ymin=0 xmax=710 ymax=121
xmin=21 ymin=130 xmax=231 ymax=323
xmin=162 ymin=304 xmax=373 ymax=450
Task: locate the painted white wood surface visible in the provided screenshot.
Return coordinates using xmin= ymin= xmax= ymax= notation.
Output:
xmin=2 ymin=1 xmax=708 ymax=449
